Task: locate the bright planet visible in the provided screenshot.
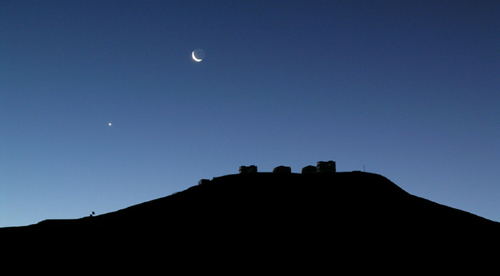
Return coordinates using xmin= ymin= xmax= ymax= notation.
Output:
xmin=192 ymin=49 xmax=205 ymax=62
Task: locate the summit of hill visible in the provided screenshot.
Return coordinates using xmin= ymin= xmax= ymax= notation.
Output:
xmin=2 ymin=171 xmax=499 ymax=272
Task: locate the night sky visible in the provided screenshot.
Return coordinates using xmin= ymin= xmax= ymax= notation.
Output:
xmin=1 ymin=1 xmax=499 ymax=227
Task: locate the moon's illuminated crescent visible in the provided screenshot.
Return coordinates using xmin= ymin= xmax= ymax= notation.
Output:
xmin=192 ymin=51 xmax=202 ymax=62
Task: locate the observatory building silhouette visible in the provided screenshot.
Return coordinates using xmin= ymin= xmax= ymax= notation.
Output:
xmin=238 ymin=161 xmax=336 ymax=174
xmin=199 ymin=161 xmax=337 ymax=185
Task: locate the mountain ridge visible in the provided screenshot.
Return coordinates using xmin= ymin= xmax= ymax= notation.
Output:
xmin=2 ymin=171 xmax=498 ymax=272
xmin=4 ymin=171 xmax=499 ymax=234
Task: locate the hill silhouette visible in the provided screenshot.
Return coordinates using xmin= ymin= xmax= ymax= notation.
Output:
xmin=2 ymin=172 xmax=499 ymax=272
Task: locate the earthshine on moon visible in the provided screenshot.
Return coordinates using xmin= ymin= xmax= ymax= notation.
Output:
xmin=192 ymin=49 xmax=205 ymax=62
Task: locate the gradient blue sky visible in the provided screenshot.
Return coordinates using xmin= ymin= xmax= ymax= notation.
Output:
xmin=1 ymin=0 xmax=499 ymax=227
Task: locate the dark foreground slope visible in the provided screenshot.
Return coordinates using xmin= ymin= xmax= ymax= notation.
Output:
xmin=3 ymin=172 xmax=499 ymax=272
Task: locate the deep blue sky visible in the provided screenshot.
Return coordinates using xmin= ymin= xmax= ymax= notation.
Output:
xmin=1 ymin=1 xmax=499 ymax=227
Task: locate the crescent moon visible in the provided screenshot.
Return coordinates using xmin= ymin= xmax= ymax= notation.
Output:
xmin=192 ymin=51 xmax=202 ymax=62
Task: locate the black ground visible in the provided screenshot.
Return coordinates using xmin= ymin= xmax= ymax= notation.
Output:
xmin=3 ymin=172 xmax=499 ymax=272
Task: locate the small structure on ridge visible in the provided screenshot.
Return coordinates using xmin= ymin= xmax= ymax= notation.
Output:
xmin=273 ymin=166 xmax=292 ymax=173
xmin=198 ymin=179 xmax=210 ymax=185
xmin=317 ymin=161 xmax=336 ymax=173
xmin=239 ymin=165 xmax=258 ymax=174
xmin=301 ymin=165 xmax=317 ymax=174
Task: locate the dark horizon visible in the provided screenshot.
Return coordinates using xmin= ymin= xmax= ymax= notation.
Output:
xmin=3 ymin=169 xmax=499 ymax=228
xmin=2 ymin=171 xmax=498 ymax=273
